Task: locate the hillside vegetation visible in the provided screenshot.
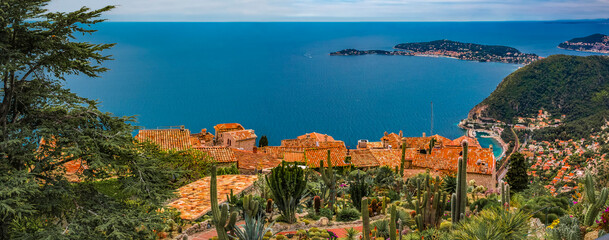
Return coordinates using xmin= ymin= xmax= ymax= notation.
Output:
xmin=469 ymin=54 xmax=609 ymax=139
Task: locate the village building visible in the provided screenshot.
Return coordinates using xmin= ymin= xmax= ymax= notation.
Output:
xmin=214 ymin=123 xmax=257 ymax=151
xmin=354 ymin=132 xmax=496 ymax=189
xmin=135 ymin=126 xmax=213 ymax=150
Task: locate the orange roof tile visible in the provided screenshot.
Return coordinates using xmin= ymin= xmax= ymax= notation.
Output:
xmin=232 ymin=149 xmax=281 ymax=170
xmin=369 ymin=149 xmax=402 ymax=168
xmin=194 ymin=146 xmax=237 ymax=163
xmin=168 ymin=175 xmax=258 ymax=220
xmin=214 ymin=123 xmax=244 ymax=131
xmin=135 ymin=129 xmax=194 ymax=151
xmin=297 ymin=132 xmax=336 ymax=142
xmin=350 ymin=149 xmax=380 ymax=167
xmin=305 ymin=147 xmax=349 ymax=168
xmin=226 ymin=130 xmax=257 ymax=141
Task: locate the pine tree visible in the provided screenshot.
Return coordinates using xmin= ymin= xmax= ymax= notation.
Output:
xmin=259 ymin=135 xmax=269 ymax=147
xmin=0 ymin=2 xmax=180 ymax=238
xmin=506 ymin=152 xmax=528 ymax=192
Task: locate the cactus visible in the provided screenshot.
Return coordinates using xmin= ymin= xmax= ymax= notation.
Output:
xmin=413 ymin=174 xmax=448 ymax=230
xmin=266 ymin=161 xmax=307 ymax=224
xmin=362 ymin=197 xmax=371 ymax=240
xmin=266 ymin=199 xmax=273 ymax=214
xmin=210 ymin=165 xmax=238 ymax=240
xmin=500 ymin=181 xmax=511 ymax=210
xmin=583 ymin=173 xmax=609 ymax=226
xmin=320 ymin=150 xmax=337 ymax=211
xmin=428 ymin=137 xmax=437 ymax=154
xmin=382 ymin=197 xmax=387 ymax=215
xmin=389 ymin=205 xmax=397 ymax=240
xmin=313 ymin=196 xmax=321 ymax=214
xmin=243 ymin=194 xmax=259 ymax=218
xmin=400 ymin=143 xmax=406 ymax=177
xmin=451 ymin=141 xmax=468 ymax=223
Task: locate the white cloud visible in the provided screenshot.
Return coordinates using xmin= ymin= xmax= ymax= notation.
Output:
xmin=44 ymin=0 xmax=609 ymax=21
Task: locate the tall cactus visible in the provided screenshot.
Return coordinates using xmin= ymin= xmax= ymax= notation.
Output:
xmin=362 ymin=197 xmax=371 ymax=240
xmin=266 ymin=161 xmax=307 ymax=224
xmin=413 ymin=174 xmax=447 ymax=230
xmin=583 ymin=173 xmax=609 ymax=226
xmin=210 ymin=165 xmax=238 ymax=240
xmin=500 ymin=181 xmax=510 ymax=210
xmin=428 ymin=137 xmax=437 ymax=154
xmin=389 ymin=205 xmax=397 ymax=240
xmin=451 ymin=141 xmax=468 ymax=223
xmin=400 ymin=143 xmax=406 ymax=177
xmin=320 ymin=150 xmax=336 ymax=211
xmin=243 ymin=194 xmax=259 ymax=218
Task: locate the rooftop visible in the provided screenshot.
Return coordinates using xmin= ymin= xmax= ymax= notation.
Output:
xmin=226 ymin=129 xmax=257 ymax=141
xmin=135 ymin=128 xmax=195 ymax=151
xmin=194 ymin=146 xmax=237 ymax=163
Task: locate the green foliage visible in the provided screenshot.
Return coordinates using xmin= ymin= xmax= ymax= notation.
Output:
xmin=472 ymin=54 xmax=609 ymax=140
xmin=408 ymin=174 xmax=447 ymax=230
xmin=231 ymin=212 xmax=274 ymax=240
xmin=451 ymin=208 xmax=531 ymax=240
xmin=319 ymin=208 xmax=334 ymax=220
xmin=506 ymin=152 xmax=528 ymax=192
xmin=374 ymin=166 xmax=398 ymax=189
xmin=469 ymin=194 xmax=501 ymax=212
xmin=319 ymin=150 xmax=337 ymax=211
xmin=452 ymin=141 xmax=468 ymax=223
xmin=0 ymin=2 xmax=185 ymax=238
xmin=218 ymin=164 xmax=240 ymax=175
xmin=210 ymin=165 xmax=238 ymax=240
xmin=258 ymin=136 xmax=269 ymax=148
xmin=242 ymin=195 xmax=260 ymax=219
xmin=389 ymin=205 xmax=397 ymax=240
xmin=362 ymin=197 xmax=371 ymax=240
xmin=349 ymin=172 xmax=369 ymax=210
xmin=442 ymin=174 xmax=457 ymax=195
xmin=583 ymin=173 xmax=608 ymax=226
xmin=371 ymin=219 xmax=390 ymax=239
xmin=336 ymin=207 xmax=360 ymax=222
xmin=266 ymin=161 xmax=307 ymax=224
xmin=522 ymin=195 xmax=569 ymax=224
xmin=344 ymin=227 xmax=360 ymax=240
xmin=546 ymin=215 xmax=581 ymax=240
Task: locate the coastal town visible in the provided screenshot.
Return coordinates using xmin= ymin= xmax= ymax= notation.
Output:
xmin=330 ymin=39 xmax=542 ymax=64
xmin=558 ymin=33 xmax=609 ymax=54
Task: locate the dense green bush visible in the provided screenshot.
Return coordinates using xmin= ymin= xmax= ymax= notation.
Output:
xmin=319 ymin=208 xmax=334 ymax=220
xmin=546 ymin=215 xmax=581 ymax=240
xmin=470 ymin=194 xmax=500 ymax=212
xmin=451 ymin=207 xmax=530 ymax=240
xmin=374 ymin=166 xmax=397 ymax=189
xmin=522 ymin=196 xmax=569 ymax=224
xmin=336 ymin=207 xmax=360 ymax=222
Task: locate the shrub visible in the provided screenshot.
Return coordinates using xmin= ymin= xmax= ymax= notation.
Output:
xmin=546 ymin=215 xmax=581 ymax=240
xmin=336 ymin=207 xmax=360 ymax=222
xmin=386 ymin=189 xmax=400 ymax=202
xmin=371 ymin=219 xmax=390 ymax=239
xmin=451 ymin=207 xmax=530 ymax=240
xmin=319 ymin=208 xmax=334 ymax=220
xmin=522 ymin=195 xmax=569 ymax=224
xmin=374 ymin=166 xmax=397 ymax=189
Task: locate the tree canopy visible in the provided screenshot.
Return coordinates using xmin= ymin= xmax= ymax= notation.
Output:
xmin=0 ymin=1 xmax=181 ymax=238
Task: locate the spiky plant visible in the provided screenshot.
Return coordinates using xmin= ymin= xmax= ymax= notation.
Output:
xmin=451 ymin=207 xmax=530 ymax=240
xmin=231 ymin=213 xmax=274 ymax=240
xmin=344 ymin=227 xmax=360 ymax=240
xmin=583 ymin=173 xmax=608 ymax=226
xmin=266 ymin=161 xmax=307 ymax=224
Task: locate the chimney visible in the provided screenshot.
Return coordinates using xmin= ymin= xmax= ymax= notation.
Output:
xmin=384 ymin=131 xmax=388 ymax=136
xmin=180 ymin=125 xmax=185 ymax=131
xmin=422 ymin=132 xmax=426 ymax=137
xmin=253 ymin=146 xmax=258 ymax=153
xmin=399 ymin=130 xmax=403 ymax=138
xmin=324 ymin=135 xmax=328 ymax=142
xmin=201 ymin=128 xmax=207 ymax=135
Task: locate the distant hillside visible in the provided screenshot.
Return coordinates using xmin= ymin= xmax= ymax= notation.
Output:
xmin=558 ymin=33 xmax=609 ymax=53
xmin=469 ymin=55 xmax=609 ymax=139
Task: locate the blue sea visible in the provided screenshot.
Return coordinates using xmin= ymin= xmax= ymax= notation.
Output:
xmin=66 ymin=22 xmax=609 ymax=157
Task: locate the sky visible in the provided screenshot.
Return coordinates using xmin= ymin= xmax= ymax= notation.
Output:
xmin=46 ymin=0 xmax=609 ymax=22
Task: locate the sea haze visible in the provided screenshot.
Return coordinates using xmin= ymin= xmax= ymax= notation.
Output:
xmin=66 ymin=22 xmax=609 ymax=156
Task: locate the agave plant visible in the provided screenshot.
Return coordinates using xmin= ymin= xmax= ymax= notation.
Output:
xmin=344 ymin=227 xmax=360 ymax=240
xmin=231 ymin=213 xmax=274 ymax=240
xmin=451 ymin=207 xmax=530 ymax=240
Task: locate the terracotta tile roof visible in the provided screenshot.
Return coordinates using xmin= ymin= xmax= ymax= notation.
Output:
xmin=168 ymin=175 xmax=258 ymax=220
xmin=404 ymin=135 xmax=452 ymax=149
xmin=367 ymin=142 xmax=384 ymax=149
xmin=232 ymin=149 xmax=281 ymax=170
xmin=381 ymin=132 xmax=402 ymax=148
xmin=194 ymin=146 xmax=237 ymax=163
xmin=283 ymin=151 xmax=306 ymax=163
xmin=369 ymin=149 xmax=402 ymax=168
xmin=411 ymin=146 xmax=494 ymax=175
xmin=63 ymin=159 xmax=87 ymax=182
xmin=135 ymin=129 xmax=194 ymax=151
xmin=214 ymin=123 xmax=244 ymax=131
xmin=350 ymin=149 xmax=380 ymax=167
xmin=305 ymin=147 xmax=349 ymax=168
xmin=259 ymin=146 xmax=308 ymax=159
xmin=297 ymin=132 xmax=336 ymax=142
xmin=448 ymin=136 xmax=481 ymax=148
xmin=226 ymin=130 xmax=257 ymax=141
